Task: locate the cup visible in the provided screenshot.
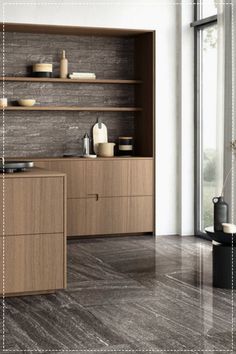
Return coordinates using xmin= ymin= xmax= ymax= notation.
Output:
xmin=0 ymin=98 xmax=7 ymax=108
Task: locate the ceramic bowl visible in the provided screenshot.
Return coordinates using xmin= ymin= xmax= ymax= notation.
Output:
xmin=222 ymin=223 xmax=236 ymax=234
xmin=18 ymin=99 xmax=36 ymax=107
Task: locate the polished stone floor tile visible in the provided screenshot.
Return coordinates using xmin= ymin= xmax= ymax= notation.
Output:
xmin=1 ymin=235 xmax=235 ymax=352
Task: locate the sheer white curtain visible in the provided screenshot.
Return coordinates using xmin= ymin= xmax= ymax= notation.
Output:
xmin=217 ymin=0 xmax=235 ymax=223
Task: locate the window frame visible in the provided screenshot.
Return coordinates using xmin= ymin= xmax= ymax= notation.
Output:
xmin=191 ymin=4 xmax=218 ymax=239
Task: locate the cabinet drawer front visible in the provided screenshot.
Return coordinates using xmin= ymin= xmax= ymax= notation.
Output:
xmin=67 ymin=198 xmax=87 ymax=236
xmin=35 ymin=161 xmax=86 ymax=198
xmin=129 ymin=160 xmax=153 ymax=196
xmin=87 ymin=196 xmax=154 ymax=235
xmin=0 ymin=177 xmax=64 ymax=236
xmin=0 ymin=233 xmax=65 ymax=294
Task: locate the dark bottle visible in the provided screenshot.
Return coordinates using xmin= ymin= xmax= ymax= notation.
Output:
xmin=212 ymin=196 xmax=229 ymax=232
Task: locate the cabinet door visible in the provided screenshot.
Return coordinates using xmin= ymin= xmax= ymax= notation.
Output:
xmin=35 ymin=160 xmax=86 ymax=198
xmin=86 ymin=160 xmax=129 ymax=197
xmin=86 ymin=196 xmax=153 ymax=235
xmin=0 ymin=177 xmax=64 ymax=236
xmin=129 ymin=159 xmax=153 ymax=196
xmin=0 ymin=233 xmax=65 ymax=294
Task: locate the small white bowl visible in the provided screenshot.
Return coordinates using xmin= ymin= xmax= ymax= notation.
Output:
xmin=222 ymin=223 xmax=236 ymax=234
xmin=18 ymin=99 xmax=36 ymax=107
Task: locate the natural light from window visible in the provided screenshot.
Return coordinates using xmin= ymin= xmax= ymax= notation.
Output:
xmin=200 ymin=24 xmax=223 ymax=230
xmin=200 ymin=0 xmax=217 ymax=19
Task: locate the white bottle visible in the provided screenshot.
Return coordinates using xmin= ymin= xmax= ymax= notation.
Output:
xmin=60 ymin=50 xmax=68 ymax=78
xmin=82 ymin=133 xmax=90 ymax=156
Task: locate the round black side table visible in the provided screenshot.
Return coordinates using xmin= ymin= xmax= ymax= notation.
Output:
xmin=205 ymin=226 xmax=236 ymax=289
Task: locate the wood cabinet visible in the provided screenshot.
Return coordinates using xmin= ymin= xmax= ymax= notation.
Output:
xmin=33 ymin=158 xmax=154 ymax=237
xmin=0 ymin=169 xmax=67 ymax=296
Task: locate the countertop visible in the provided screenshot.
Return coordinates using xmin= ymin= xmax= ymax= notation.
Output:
xmin=8 ymin=156 xmax=154 ymax=161
xmin=0 ymin=167 xmax=66 ymax=178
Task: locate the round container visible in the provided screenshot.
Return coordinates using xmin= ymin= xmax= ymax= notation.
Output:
xmin=98 ymin=143 xmax=115 ymax=157
xmin=33 ymin=72 xmax=52 ymax=78
xmin=0 ymin=98 xmax=8 ymax=108
xmin=118 ymin=137 xmax=133 ymax=156
xmin=33 ymin=63 xmax=53 ymax=72
xmin=32 ymin=63 xmax=53 ymax=78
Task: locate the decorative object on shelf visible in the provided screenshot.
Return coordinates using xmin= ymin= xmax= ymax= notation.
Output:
xmin=98 ymin=142 xmax=116 ymax=157
xmin=82 ymin=154 xmax=97 ymax=158
xmin=82 ymin=133 xmax=90 ymax=156
xmin=0 ymin=98 xmax=8 ymax=108
xmin=32 ymin=63 xmax=53 ymax=78
xmin=93 ymin=120 xmax=108 ymax=154
xmin=18 ymin=99 xmax=36 ymax=107
xmin=212 ymin=196 xmax=228 ymax=232
xmin=69 ymin=72 xmax=96 ymax=80
xmin=222 ymin=223 xmax=236 ymax=234
xmin=118 ymin=137 xmax=133 ymax=156
xmin=60 ymin=50 xmax=68 ymax=79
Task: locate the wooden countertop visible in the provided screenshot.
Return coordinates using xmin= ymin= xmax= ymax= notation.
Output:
xmin=0 ymin=167 xmax=66 ymax=178
xmin=8 ymin=156 xmax=154 ymax=161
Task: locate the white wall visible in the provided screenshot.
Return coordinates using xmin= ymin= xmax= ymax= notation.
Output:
xmin=0 ymin=0 xmax=195 ymax=236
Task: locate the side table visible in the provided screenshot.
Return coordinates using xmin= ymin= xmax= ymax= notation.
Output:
xmin=205 ymin=226 xmax=236 ymax=289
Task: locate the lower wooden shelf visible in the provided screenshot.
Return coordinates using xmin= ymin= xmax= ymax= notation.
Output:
xmin=3 ymin=106 xmax=142 ymax=112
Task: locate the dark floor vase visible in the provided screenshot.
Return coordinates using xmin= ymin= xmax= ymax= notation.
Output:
xmin=212 ymin=196 xmax=228 ymax=231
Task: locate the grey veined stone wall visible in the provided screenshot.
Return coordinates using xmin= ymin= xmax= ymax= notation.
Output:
xmin=0 ymin=31 xmax=136 ymax=157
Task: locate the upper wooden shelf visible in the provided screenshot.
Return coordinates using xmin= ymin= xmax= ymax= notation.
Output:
xmin=4 ymin=106 xmax=142 ymax=112
xmin=0 ymin=77 xmax=142 ymax=85
xmin=2 ymin=23 xmax=154 ymax=37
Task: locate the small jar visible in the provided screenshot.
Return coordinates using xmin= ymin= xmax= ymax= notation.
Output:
xmin=0 ymin=98 xmax=8 ymax=108
xmin=118 ymin=137 xmax=133 ymax=156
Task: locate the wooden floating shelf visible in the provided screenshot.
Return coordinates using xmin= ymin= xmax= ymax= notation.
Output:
xmin=0 ymin=77 xmax=142 ymax=84
xmin=4 ymin=106 xmax=142 ymax=112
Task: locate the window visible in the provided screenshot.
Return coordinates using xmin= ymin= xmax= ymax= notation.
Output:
xmin=192 ymin=2 xmax=223 ymax=236
xmin=199 ymin=0 xmax=217 ymax=19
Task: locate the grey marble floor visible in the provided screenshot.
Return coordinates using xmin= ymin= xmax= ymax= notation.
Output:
xmin=1 ymin=235 xmax=235 ymax=353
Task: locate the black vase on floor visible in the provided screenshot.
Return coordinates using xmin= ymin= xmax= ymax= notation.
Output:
xmin=212 ymin=196 xmax=228 ymax=232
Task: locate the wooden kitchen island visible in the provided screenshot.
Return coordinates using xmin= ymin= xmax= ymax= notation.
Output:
xmin=0 ymin=168 xmax=67 ymax=296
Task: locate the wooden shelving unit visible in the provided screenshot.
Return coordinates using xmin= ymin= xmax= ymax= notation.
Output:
xmin=4 ymin=106 xmax=142 ymax=112
xmin=2 ymin=22 xmax=155 ymax=157
xmin=0 ymin=77 xmax=142 ymax=85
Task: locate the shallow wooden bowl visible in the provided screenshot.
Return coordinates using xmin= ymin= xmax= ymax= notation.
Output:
xmin=18 ymin=99 xmax=36 ymax=107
